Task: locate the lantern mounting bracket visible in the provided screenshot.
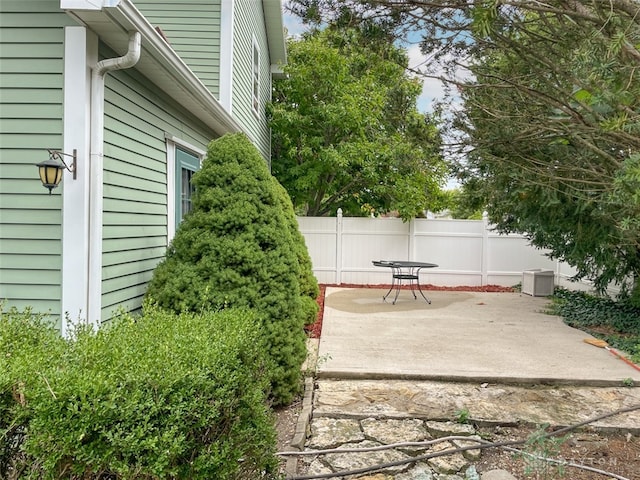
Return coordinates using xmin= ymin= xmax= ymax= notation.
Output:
xmin=48 ymin=149 xmax=77 ymax=179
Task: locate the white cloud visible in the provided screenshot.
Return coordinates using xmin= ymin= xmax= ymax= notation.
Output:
xmin=282 ymin=10 xmax=308 ymax=38
xmin=406 ymin=44 xmax=443 ymax=112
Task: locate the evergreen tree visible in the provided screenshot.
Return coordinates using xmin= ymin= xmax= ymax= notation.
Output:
xmin=146 ymin=133 xmax=317 ymax=404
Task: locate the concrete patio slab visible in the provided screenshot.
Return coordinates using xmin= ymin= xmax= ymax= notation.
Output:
xmin=316 ymin=288 xmax=640 ymax=386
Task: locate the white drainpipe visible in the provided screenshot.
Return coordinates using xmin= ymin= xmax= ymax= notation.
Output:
xmin=87 ymin=31 xmax=141 ymax=327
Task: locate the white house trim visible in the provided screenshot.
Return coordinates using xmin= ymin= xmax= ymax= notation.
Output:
xmin=61 ymin=26 xmax=96 ymax=336
xmin=219 ymin=0 xmax=234 ymax=113
xmin=166 ymin=140 xmax=176 ymax=242
xmin=60 ymin=0 xmax=118 ymax=9
xmin=252 ymin=34 xmax=261 ymax=118
xmin=164 ymin=133 xmax=206 ymax=159
xmin=262 ymin=0 xmax=287 ymax=78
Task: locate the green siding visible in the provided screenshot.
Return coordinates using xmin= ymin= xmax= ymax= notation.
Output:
xmin=133 ymin=0 xmax=275 ymax=162
xmin=0 ymin=0 xmax=278 ymax=327
xmin=232 ymin=0 xmax=272 ymax=162
xmin=100 ymin=60 xmax=215 ymax=323
xmin=0 ymin=0 xmax=74 ymax=327
xmin=133 ymin=0 xmax=221 ymax=97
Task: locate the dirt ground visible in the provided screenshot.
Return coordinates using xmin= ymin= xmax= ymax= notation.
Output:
xmin=275 ymin=401 xmax=640 ymax=479
xmin=473 ymin=424 xmax=640 ymax=479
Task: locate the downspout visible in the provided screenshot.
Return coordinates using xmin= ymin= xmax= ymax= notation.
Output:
xmin=87 ymin=31 xmax=141 ymax=328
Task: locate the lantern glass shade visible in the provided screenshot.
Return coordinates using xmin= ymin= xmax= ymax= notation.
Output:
xmin=37 ymin=158 xmax=65 ymax=193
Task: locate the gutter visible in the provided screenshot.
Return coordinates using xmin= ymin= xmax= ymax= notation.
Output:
xmin=87 ymin=31 xmax=141 ymax=327
xmin=62 ymin=0 xmax=242 ymax=135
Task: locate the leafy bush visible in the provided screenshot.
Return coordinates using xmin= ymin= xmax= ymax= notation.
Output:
xmin=145 ymin=133 xmax=317 ymax=404
xmin=0 ymin=305 xmax=67 ymax=476
xmin=1 ymin=304 xmax=279 ymax=480
xmin=548 ymin=288 xmax=640 ymax=362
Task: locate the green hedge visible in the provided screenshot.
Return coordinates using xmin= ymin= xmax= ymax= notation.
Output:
xmin=1 ymin=304 xmax=279 ymax=480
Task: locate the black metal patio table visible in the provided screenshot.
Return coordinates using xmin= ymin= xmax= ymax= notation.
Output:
xmin=372 ymin=260 xmax=438 ymax=305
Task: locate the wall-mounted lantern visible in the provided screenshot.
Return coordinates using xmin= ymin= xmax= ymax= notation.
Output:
xmin=37 ymin=149 xmax=77 ymax=194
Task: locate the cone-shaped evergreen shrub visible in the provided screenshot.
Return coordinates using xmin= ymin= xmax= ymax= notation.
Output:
xmin=273 ymin=181 xmax=319 ymax=326
xmin=145 ymin=133 xmax=317 ymax=405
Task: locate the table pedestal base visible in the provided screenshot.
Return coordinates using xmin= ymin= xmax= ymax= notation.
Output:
xmin=382 ymin=273 xmax=431 ymax=305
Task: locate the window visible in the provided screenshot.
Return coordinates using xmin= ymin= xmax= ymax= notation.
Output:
xmin=165 ymin=135 xmax=205 ymax=242
xmin=252 ymin=37 xmax=260 ymax=115
xmin=175 ymin=147 xmax=200 ymax=229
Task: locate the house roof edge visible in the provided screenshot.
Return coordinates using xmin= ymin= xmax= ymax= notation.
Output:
xmin=263 ymin=0 xmax=287 ymax=68
xmin=62 ymin=0 xmax=242 ymax=137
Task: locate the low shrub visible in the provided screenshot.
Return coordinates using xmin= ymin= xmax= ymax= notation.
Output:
xmin=1 ymin=303 xmax=279 ymax=480
xmin=0 ymin=305 xmax=67 ymax=476
xmin=548 ymin=288 xmax=640 ymax=362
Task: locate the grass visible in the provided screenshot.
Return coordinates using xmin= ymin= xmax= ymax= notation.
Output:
xmin=546 ymin=288 xmax=640 ymax=364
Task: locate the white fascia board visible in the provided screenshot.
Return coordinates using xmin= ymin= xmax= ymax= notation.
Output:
xmin=60 ymin=0 xmax=120 ymax=10
xmin=271 ymin=64 xmax=286 ymax=80
xmin=63 ymin=0 xmax=242 ymax=136
xmin=262 ymin=0 xmax=287 ymax=66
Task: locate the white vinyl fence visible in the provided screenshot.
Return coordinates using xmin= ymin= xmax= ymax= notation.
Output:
xmin=297 ymin=210 xmax=583 ymax=288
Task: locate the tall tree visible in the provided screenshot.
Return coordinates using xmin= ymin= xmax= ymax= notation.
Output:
xmin=268 ymin=26 xmax=446 ymax=220
xmin=452 ymin=9 xmax=640 ymax=298
xmin=288 ymin=0 xmax=640 ymax=300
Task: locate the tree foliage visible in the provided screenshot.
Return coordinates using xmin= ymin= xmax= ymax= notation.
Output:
xmin=455 ymin=12 xmax=640 ymax=297
xmin=288 ymin=0 xmax=640 ymax=299
xmin=145 ymin=133 xmax=317 ymax=404
xmin=268 ymin=25 xmax=446 ymax=220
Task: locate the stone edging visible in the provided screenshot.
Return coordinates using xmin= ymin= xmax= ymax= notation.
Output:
xmin=284 ymin=375 xmax=315 ymax=478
